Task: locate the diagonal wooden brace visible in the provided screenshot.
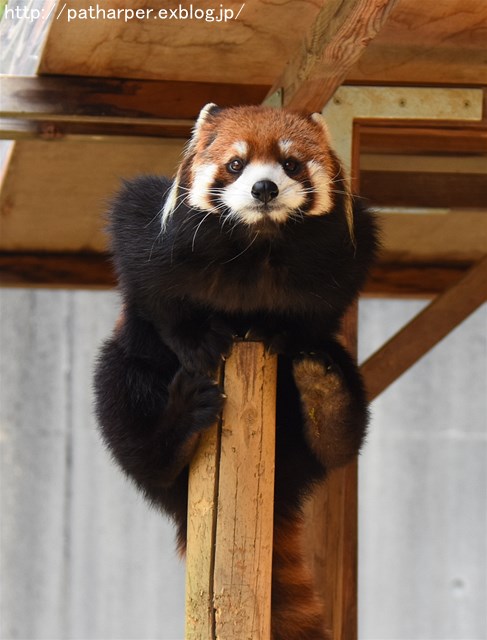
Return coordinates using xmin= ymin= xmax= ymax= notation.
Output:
xmin=361 ymin=255 xmax=487 ymax=402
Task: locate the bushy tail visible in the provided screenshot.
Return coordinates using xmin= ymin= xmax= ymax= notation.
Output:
xmin=272 ymin=514 xmax=331 ymax=640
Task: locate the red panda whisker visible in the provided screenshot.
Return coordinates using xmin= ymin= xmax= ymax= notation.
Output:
xmin=220 ymin=231 xmax=260 ymax=264
xmin=191 ymin=212 xmax=214 ymax=251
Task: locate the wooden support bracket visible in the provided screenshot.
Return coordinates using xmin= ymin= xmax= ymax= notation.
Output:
xmin=186 ymin=341 xmax=277 ymax=639
xmin=361 ymin=255 xmax=487 ymax=402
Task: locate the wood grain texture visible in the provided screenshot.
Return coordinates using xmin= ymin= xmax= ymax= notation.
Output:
xmin=186 ymin=342 xmax=277 ymax=640
xmin=38 ymin=0 xmax=321 ymax=85
xmin=186 ymin=412 xmax=222 ymax=638
xmin=345 ymin=0 xmax=487 ymax=86
xmin=358 ymin=122 xmax=487 ymax=156
xmin=0 ymin=75 xmax=268 ymax=122
xmin=361 ymin=255 xmax=487 ymax=402
xmin=0 ymin=139 xmax=185 ymax=252
xmin=267 ymin=0 xmax=399 ymax=111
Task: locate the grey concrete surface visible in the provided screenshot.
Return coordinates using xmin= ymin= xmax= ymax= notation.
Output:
xmin=1 ymin=290 xmax=485 ymax=639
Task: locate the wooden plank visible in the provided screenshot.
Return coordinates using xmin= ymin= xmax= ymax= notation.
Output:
xmin=0 ymin=253 xmax=473 ymax=297
xmin=186 ymin=342 xmax=276 ymax=639
xmin=358 ymin=124 xmax=487 ymax=156
xmin=365 ymin=263 xmax=470 ymax=298
xmin=377 ymin=211 xmax=487 ymax=265
xmin=0 ymin=252 xmax=115 ymax=288
xmin=0 ymin=139 xmax=185 ymax=252
xmin=38 ymin=0 xmax=321 ymax=86
xmin=0 ymin=117 xmax=193 ymax=141
xmin=361 ymin=256 xmax=487 ymax=402
xmin=267 ymin=0 xmax=399 ymax=111
xmin=0 ymin=75 xmax=268 ymax=123
xmin=362 ymin=171 xmax=487 ymax=209
xmin=345 ymin=0 xmax=487 ymax=86
xmin=185 ymin=409 xmax=222 ymax=638
xmin=304 ymin=304 xmax=359 ymax=639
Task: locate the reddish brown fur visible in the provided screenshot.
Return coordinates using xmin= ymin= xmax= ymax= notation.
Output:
xmin=192 ymin=106 xmax=339 ymax=180
xmin=272 ymin=514 xmax=331 ymax=640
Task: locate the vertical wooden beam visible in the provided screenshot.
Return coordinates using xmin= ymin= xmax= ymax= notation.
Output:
xmin=186 ymin=341 xmax=277 ymax=639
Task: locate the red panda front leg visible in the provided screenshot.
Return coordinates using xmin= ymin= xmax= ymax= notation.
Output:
xmin=293 ymin=346 xmax=368 ymax=471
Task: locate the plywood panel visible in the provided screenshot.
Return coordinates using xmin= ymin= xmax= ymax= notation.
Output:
xmin=0 ymin=139 xmax=184 ymax=251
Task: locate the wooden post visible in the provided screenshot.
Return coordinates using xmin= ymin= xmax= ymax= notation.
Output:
xmin=185 ymin=341 xmax=277 ymax=639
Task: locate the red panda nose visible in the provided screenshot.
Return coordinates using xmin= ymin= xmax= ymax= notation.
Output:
xmin=251 ymin=180 xmax=279 ymax=204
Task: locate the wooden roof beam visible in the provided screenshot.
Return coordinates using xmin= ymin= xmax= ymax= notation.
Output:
xmin=266 ymin=0 xmax=399 ymax=112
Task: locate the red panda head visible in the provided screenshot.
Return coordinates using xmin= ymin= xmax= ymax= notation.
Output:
xmin=162 ymin=104 xmax=352 ymax=233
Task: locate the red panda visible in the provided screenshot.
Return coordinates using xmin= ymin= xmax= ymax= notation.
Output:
xmin=94 ymin=104 xmax=379 ymax=639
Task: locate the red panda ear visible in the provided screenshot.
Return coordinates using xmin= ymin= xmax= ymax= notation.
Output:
xmin=184 ymin=103 xmax=221 ymax=153
xmin=193 ymin=103 xmax=220 ymax=135
xmin=161 ymin=103 xmax=221 ymax=227
xmin=310 ymin=112 xmax=332 ymax=143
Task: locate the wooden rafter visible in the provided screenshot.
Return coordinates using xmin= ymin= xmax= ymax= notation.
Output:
xmin=266 ymin=0 xmax=399 ymax=111
xmin=361 ymin=255 xmax=487 ymax=402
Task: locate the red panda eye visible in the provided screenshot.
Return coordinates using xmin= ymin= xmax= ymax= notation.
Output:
xmin=283 ymin=158 xmax=301 ymax=175
xmin=227 ymin=158 xmax=244 ymax=174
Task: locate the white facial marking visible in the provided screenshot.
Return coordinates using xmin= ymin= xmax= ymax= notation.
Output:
xmin=189 ymin=163 xmax=219 ymax=210
xmin=278 ymin=139 xmax=293 ymax=156
xmin=221 ymin=161 xmax=305 ymax=225
xmin=161 ymin=180 xmax=180 ymax=230
xmin=306 ymin=160 xmax=332 ymax=215
xmin=232 ymin=140 xmax=248 ymax=158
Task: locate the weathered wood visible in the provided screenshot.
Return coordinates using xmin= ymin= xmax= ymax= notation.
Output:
xmin=0 ymin=75 xmax=268 ymax=122
xmin=304 ymin=304 xmax=359 ymax=639
xmin=186 ymin=342 xmax=277 ymax=640
xmin=185 ymin=411 xmax=222 ymax=638
xmin=345 ymin=0 xmax=487 ymax=86
xmin=39 ymin=0 xmax=321 ymax=86
xmin=266 ymin=0 xmax=399 ymax=110
xmin=361 ymin=255 xmax=487 ymax=402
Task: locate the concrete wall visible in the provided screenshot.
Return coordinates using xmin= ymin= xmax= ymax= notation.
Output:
xmin=1 ymin=289 xmax=485 ymax=639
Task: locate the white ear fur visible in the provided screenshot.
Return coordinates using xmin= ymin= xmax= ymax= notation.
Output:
xmin=161 ymin=103 xmax=220 ymax=231
xmin=311 ymin=113 xmax=356 ymax=243
xmin=189 ymin=103 xmax=220 ymax=149
xmin=311 ymin=112 xmax=332 ymax=142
